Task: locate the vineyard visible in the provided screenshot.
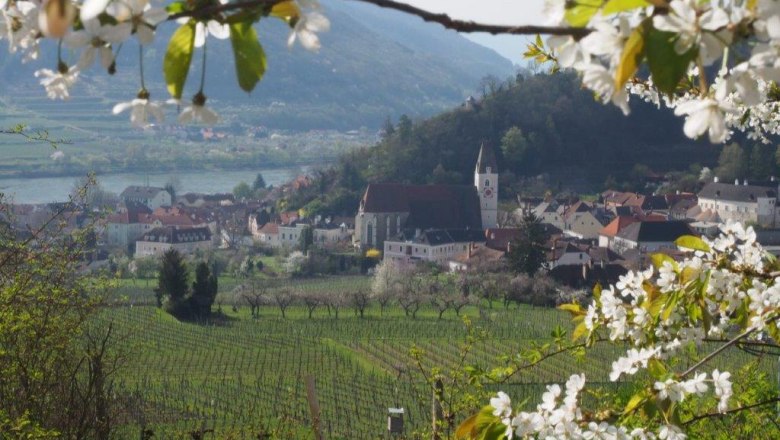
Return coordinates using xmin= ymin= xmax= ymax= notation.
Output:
xmin=102 ymin=301 xmax=778 ymax=439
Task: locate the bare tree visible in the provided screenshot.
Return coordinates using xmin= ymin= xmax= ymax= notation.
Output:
xmin=326 ymin=291 xmax=348 ymax=319
xmin=300 ymin=291 xmax=321 ymax=319
xmin=428 ymin=277 xmax=453 ymax=320
xmin=273 ymin=289 xmax=294 ymax=319
xmin=397 ymin=269 xmax=424 ymax=319
xmin=351 ymin=289 xmax=370 ymax=318
xmin=237 ymin=281 xmax=266 ymax=318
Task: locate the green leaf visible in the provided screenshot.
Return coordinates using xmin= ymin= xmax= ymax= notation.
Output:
xmin=650 ymin=253 xmax=677 ymax=271
xmin=564 ymin=0 xmax=602 ymax=27
xmin=674 ymin=235 xmax=711 ymax=252
xmin=165 ymin=1 xmax=187 ymax=14
xmin=163 ymin=21 xmax=195 ymax=99
xmin=558 ymin=303 xmax=584 ymax=316
xmin=645 ymin=28 xmax=697 ymax=94
xmin=615 ymin=24 xmax=646 ymax=90
xmin=647 ymin=358 xmax=667 ymax=379
xmin=456 ymin=413 xmax=478 ymax=439
xmin=623 ymin=390 xmax=648 ymax=415
xmin=603 ymin=0 xmax=649 ymax=15
xmin=229 ymin=21 xmax=267 ymax=93
xmin=572 ymin=321 xmax=588 ymax=341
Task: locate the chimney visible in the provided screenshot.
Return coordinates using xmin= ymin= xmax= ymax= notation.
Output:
xmin=735 ymin=179 xmax=739 ymax=186
xmin=714 ymin=176 xmax=719 ymax=183
xmin=743 ymin=179 xmax=748 ymax=186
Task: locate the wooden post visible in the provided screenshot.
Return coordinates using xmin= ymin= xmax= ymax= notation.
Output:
xmin=432 ymin=378 xmax=443 ymax=440
xmin=305 ymin=375 xmax=323 ymax=440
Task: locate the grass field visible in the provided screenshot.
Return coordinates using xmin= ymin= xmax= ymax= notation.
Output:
xmin=99 ymin=277 xmax=778 ymax=439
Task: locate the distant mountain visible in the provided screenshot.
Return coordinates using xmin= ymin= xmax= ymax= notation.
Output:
xmin=0 ymin=0 xmax=514 ymax=130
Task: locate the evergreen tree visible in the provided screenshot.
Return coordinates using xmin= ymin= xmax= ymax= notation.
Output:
xmin=749 ymin=143 xmax=775 ymax=181
xmin=715 ymin=143 xmax=747 ymax=182
xmin=155 ymin=249 xmax=189 ymax=314
xmin=381 ymin=116 xmax=395 ymax=140
xmin=190 ymin=261 xmax=218 ymax=319
xmin=252 ymin=173 xmax=266 ymax=191
xmin=299 ymin=226 xmax=314 ymax=252
xmin=506 ymin=212 xmax=546 ymax=276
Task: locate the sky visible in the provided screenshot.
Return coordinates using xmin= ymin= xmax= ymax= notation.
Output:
xmin=402 ymin=0 xmax=547 ymax=65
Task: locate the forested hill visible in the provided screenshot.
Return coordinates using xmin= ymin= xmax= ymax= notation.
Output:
xmin=285 ymin=73 xmax=718 ymax=216
xmin=0 ymin=0 xmax=513 ymax=131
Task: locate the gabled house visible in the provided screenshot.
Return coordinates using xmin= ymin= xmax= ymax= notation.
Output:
xmin=598 ymin=216 xmax=638 ymax=248
xmin=698 ymin=179 xmax=779 ymax=227
xmin=120 ymin=186 xmax=171 ymax=210
xmin=611 ymin=221 xmax=696 ymax=255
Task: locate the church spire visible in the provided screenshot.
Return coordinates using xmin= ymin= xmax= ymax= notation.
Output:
xmin=475 ymin=141 xmax=497 ymax=174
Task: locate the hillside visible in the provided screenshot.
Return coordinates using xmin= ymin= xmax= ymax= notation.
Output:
xmin=284 ymin=72 xmax=720 ymax=217
xmin=0 ymin=0 xmax=514 ymax=131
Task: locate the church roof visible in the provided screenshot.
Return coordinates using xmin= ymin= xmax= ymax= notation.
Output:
xmin=475 ymin=142 xmax=497 ymax=174
xmin=360 ymin=183 xmax=482 ymax=230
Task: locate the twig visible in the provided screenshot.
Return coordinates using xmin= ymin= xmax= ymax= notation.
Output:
xmin=681 ymin=317 xmax=779 ymax=378
xmin=683 ymin=397 xmax=780 ymax=426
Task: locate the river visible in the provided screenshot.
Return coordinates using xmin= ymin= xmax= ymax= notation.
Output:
xmin=0 ymin=167 xmax=310 ymax=204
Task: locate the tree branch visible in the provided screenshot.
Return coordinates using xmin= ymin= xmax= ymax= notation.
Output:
xmin=681 ymin=316 xmax=779 ymax=378
xmin=683 ymin=397 xmax=780 ymax=426
xmin=346 ymin=0 xmax=590 ymax=37
xmin=168 ymin=0 xmax=591 ymax=37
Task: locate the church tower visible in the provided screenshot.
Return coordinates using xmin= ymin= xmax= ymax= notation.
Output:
xmin=474 ymin=142 xmax=498 ymax=229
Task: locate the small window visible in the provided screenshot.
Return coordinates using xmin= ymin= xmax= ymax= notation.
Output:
xmin=485 ymin=179 xmax=490 ymax=187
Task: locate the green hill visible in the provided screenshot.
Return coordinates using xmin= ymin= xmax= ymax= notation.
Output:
xmin=284 ymin=72 xmax=718 ymax=216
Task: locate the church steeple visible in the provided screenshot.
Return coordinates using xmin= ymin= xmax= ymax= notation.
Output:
xmin=475 ymin=141 xmax=497 ymax=174
xmin=474 ymin=142 xmax=498 ymax=229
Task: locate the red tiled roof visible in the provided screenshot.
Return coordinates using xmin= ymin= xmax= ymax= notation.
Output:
xmin=599 ymin=216 xmax=638 ymax=237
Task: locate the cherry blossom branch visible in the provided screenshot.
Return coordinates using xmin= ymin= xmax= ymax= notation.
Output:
xmin=167 ymin=0 xmax=592 ymax=37
xmin=682 ymin=396 xmax=780 ymax=426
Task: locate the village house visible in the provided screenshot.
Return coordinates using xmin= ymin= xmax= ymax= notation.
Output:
xmin=610 ymin=220 xmax=696 ymax=255
xmin=697 ymin=178 xmax=779 ymax=227
xmin=562 ymin=201 xmax=604 ymax=240
xmin=135 ymin=226 xmax=212 ymax=257
xmin=120 ymin=186 xmax=172 ymax=210
xmin=383 ymin=229 xmax=486 ymax=264
xmin=448 ymin=243 xmax=505 ymax=271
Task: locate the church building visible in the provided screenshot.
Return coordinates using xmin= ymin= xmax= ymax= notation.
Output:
xmin=354 ymin=143 xmax=498 ymax=253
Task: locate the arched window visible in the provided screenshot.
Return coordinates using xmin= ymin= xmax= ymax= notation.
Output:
xmin=485 ymin=179 xmax=490 ymax=187
xmin=366 ymin=223 xmax=373 ymax=246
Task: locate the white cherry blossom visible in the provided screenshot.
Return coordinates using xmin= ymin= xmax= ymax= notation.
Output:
xmin=176 ymin=94 xmax=219 ymax=125
xmin=107 ymin=0 xmax=168 ymax=45
xmin=34 ymin=65 xmax=79 ymax=100
xmin=652 ymin=0 xmax=731 ymax=65
xmin=673 ymin=97 xmax=732 ymax=143
xmin=113 ymin=93 xmax=164 ymax=127
xmin=65 ymin=18 xmax=132 ymax=70
xmin=288 ymin=9 xmax=330 ymax=52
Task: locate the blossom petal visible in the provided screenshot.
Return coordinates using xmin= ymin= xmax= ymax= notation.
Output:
xmin=80 ymin=0 xmax=111 ymax=21
xmin=207 ymin=20 xmax=230 ymax=39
